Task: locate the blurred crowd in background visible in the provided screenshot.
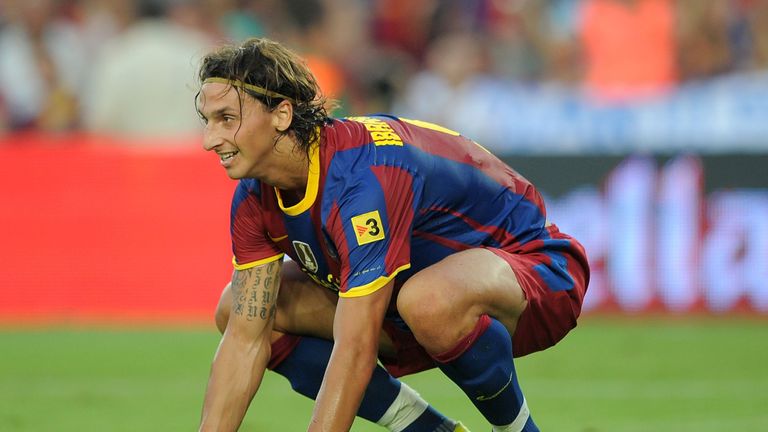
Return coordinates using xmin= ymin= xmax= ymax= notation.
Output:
xmin=0 ymin=0 xmax=767 ymax=141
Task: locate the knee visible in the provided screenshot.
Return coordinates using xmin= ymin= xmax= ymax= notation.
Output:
xmin=214 ymin=308 xmax=228 ymax=334
xmin=396 ymin=271 xmax=453 ymax=342
xmin=214 ymin=282 xmax=232 ymax=334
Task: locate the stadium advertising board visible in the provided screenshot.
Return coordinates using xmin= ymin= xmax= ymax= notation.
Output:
xmin=0 ymin=141 xmax=765 ymax=322
xmin=509 ymin=154 xmax=768 ymax=313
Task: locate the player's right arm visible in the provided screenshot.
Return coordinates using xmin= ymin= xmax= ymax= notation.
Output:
xmin=199 ymin=260 xmax=282 ymax=432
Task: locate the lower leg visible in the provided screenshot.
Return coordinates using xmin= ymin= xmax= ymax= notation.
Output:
xmin=271 ymin=334 xmax=461 ymax=431
xmin=395 ymin=249 xmax=535 ymax=431
xmin=432 ymin=315 xmax=538 ymax=432
xmin=215 ymin=274 xmax=463 ymax=431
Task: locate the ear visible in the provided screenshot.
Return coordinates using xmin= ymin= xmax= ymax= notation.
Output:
xmin=272 ymin=100 xmax=294 ymax=132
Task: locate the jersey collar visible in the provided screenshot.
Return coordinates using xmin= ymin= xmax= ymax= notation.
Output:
xmin=275 ymin=140 xmax=320 ymax=216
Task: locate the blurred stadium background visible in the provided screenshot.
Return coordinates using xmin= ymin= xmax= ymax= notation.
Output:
xmin=1 ymin=0 xmax=766 ymax=431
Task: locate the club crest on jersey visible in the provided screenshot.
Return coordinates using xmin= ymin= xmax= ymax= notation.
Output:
xmin=350 ymin=210 xmax=386 ymax=245
xmin=292 ymin=240 xmax=319 ymax=273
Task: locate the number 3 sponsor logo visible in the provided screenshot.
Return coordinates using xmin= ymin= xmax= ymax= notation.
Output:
xmin=351 ymin=210 xmax=386 ymax=245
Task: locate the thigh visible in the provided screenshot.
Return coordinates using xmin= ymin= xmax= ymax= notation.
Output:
xmin=396 ymin=248 xmax=529 ymax=354
xmin=275 ymin=262 xmax=397 ymax=356
xmin=271 ymin=260 xmax=338 ymax=340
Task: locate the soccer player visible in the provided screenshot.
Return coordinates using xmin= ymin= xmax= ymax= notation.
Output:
xmin=195 ymin=38 xmax=589 ymax=432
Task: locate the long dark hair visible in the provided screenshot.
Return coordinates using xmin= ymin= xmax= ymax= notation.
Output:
xmin=197 ymin=38 xmax=329 ymax=155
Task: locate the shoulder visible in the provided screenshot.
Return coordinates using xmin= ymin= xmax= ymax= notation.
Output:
xmin=325 ymin=115 xmax=431 ymax=148
xmin=323 ymin=117 xmax=371 ymax=151
xmin=321 ymin=118 xmax=376 ymax=179
xmin=231 ymin=179 xmax=266 ymax=209
xmin=233 ymin=178 xmax=263 ymax=196
xmin=322 ymin=115 xmax=416 ymax=164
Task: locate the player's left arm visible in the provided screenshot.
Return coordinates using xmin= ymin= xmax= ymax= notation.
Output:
xmin=307 ymin=280 xmax=394 ymax=431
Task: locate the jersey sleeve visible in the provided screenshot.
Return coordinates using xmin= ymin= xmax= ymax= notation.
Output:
xmin=230 ymin=181 xmax=284 ymax=270
xmin=327 ymin=164 xmax=416 ymax=298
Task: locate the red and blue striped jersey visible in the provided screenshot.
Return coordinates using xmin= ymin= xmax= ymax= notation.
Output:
xmin=230 ymin=115 xmax=573 ymax=298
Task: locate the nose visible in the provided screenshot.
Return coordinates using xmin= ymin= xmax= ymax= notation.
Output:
xmin=202 ymin=127 xmax=222 ymax=152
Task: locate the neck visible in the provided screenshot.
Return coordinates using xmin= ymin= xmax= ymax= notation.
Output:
xmin=283 ymin=152 xmax=310 ymax=190
xmin=272 ymin=131 xmax=321 ymax=215
xmin=271 ymin=135 xmax=310 ymax=191
xmin=276 ymin=187 xmax=305 ymax=207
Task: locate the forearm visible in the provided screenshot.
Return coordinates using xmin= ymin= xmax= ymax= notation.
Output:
xmin=307 ymin=280 xmax=393 ymax=431
xmin=199 ymin=329 xmax=271 ymax=431
xmin=308 ymin=340 xmax=378 ymax=432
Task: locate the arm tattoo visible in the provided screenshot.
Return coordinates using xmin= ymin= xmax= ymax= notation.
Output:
xmin=231 ymin=261 xmax=280 ymax=322
xmin=232 ymin=268 xmax=250 ymax=317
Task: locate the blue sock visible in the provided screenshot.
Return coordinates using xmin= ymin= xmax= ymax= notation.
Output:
xmin=434 ymin=315 xmax=538 ymax=431
xmin=272 ymin=335 xmax=456 ymax=430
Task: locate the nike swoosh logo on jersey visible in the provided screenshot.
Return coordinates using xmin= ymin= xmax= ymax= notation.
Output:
xmin=268 ymin=233 xmax=288 ymax=242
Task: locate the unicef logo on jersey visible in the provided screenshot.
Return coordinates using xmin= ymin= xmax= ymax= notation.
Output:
xmin=292 ymin=240 xmax=319 ymax=273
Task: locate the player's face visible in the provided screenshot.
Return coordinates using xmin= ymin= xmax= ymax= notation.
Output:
xmin=197 ymin=82 xmax=285 ymax=181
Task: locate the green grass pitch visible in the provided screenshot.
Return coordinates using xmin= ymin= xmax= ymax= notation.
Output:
xmin=1 ymin=317 xmax=766 ymax=431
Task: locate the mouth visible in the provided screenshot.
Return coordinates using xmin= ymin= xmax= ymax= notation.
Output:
xmin=218 ymin=150 xmax=239 ymax=167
